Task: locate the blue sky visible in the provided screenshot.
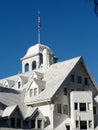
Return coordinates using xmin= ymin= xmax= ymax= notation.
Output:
xmin=0 ymin=0 xmax=98 ymax=84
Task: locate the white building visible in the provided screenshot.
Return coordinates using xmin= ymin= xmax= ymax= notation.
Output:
xmin=0 ymin=43 xmax=98 ymax=130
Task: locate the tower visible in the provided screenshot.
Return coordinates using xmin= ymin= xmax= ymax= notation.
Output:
xmin=21 ymin=43 xmax=57 ymax=73
xmin=20 ymin=11 xmax=57 ymax=73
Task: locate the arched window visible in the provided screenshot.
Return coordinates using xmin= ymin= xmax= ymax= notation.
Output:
xmin=25 ymin=63 xmax=29 ymax=72
xmin=40 ymin=54 xmax=43 ymax=65
xmin=32 ymin=61 xmax=36 ymax=70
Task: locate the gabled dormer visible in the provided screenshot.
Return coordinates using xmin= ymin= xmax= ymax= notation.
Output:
xmin=25 ymin=78 xmax=45 ymax=98
xmin=14 ymin=75 xmax=28 ymax=90
xmin=3 ymin=79 xmax=15 ymax=88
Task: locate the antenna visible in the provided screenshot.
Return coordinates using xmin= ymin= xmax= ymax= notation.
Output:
xmin=38 ymin=10 xmax=41 ymax=43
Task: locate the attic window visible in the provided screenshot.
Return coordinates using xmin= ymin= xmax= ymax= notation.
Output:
xmin=70 ymin=74 xmax=75 ymax=82
xmin=77 ymin=76 xmax=82 ymax=84
xmin=18 ymin=81 xmax=21 ymax=88
xmin=34 ymin=88 xmax=37 ymax=96
xmin=84 ymin=77 xmax=88 ymax=85
xmin=64 ymin=88 xmax=67 ymax=95
xmin=30 ymin=89 xmax=33 ymax=97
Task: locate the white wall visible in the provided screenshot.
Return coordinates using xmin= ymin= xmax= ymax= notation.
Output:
xmin=70 ymin=91 xmax=94 ymax=130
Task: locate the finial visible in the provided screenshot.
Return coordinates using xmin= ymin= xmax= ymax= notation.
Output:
xmin=38 ymin=10 xmax=41 ymax=43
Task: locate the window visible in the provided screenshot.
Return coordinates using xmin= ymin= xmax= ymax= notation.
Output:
xmin=11 ymin=118 xmax=15 ymax=128
xmin=17 ymin=118 xmax=21 ymax=128
xmin=57 ymin=104 xmax=62 ymax=114
xmin=25 ymin=63 xmax=29 ymax=72
xmin=80 ymin=121 xmax=87 ymax=129
xmin=40 ymin=54 xmax=43 ymax=64
xmin=66 ymin=125 xmax=70 ymax=130
xmin=74 ymin=103 xmax=78 ymax=110
xmin=32 ymin=61 xmax=36 ymax=70
xmin=80 ymin=103 xmax=86 ymax=111
xmin=18 ymin=81 xmax=21 ymax=88
xmin=31 ymin=120 xmax=35 ymax=128
xmin=63 ymin=105 xmax=68 ymax=115
xmin=93 ymin=106 xmax=96 ymax=114
xmin=88 ymin=102 xmax=92 ymax=110
xmin=34 ymin=88 xmax=37 ymax=96
xmin=89 ymin=120 xmax=92 ymax=128
xmin=30 ymin=89 xmax=33 ymax=97
xmin=77 ymin=76 xmax=82 ymax=83
xmin=84 ymin=77 xmax=88 ymax=85
xmin=76 ymin=120 xmax=79 ymax=128
xmin=70 ymin=74 xmax=75 ymax=82
xmin=64 ymin=88 xmax=67 ymax=95
xmin=38 ymin=120 xmax=42 ymax=129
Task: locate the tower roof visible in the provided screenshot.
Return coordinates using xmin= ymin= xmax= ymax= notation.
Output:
xmin=21 ymin=43 xmax=53 ymax=60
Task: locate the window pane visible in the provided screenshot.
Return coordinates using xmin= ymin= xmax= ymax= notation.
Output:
xmin=38 ymin=120 xmax=42 ymax=129
xmin=32 ymin=61 xmax=36 ymax=70
xmin=70 ymin=74 xmax=75 ymax=82
xmin=11 ymin=118 xmax=15 ymax=128
xmin=80 ymin=121 xmax=87 ymax=129
xmin=30 ymin=89 xmax=33 ymax=97
xmin=17 ymin=118 xmax=21 ymax=128
xmin=34 ymin=88 xmax=37 ymax=96
xmin=31 ymin=120 xmax=35 ymax=128
xmin=74 ymin=103 xmax=78 ymax=110
xmin=76 ymin=120 xmax=79 ymax=128
xmin=84 ymin=77 xmax=88 ymax=85
xmin=18 ymin=82 xmax=21 ymax=88
xmin=66 ymin=125 xmax=70 ymax=130
xmin=25 ymin=63 xmax=29 ymax=72
xmin=93 ymin=106 xmax=96 ymax=114
xmin=77 ymin=76 xmax=82 ymax=83
xmin=63 ymin=105 xmax=68 ymax=115
xmin=80 ymin=103 xmax=86 ymax=111
xmin=64 ymin=88 xmax=67 ymax=95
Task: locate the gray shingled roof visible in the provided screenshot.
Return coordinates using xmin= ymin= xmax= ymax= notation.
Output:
xmin=25 ymin=56 xmax=81 ymax=104
xmin=34 ymin=79 xmax=46 ymax=90
xmin=0 ymin=87 xmax=27 ymax=118
xmin=4 ymin=79 xmax=15 ymax=87
xmin=2 ymin=105 xmax=17 ymax=118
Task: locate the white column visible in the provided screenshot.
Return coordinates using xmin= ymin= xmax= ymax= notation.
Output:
xmin=43 ymin=49 xmax=50 ymax=72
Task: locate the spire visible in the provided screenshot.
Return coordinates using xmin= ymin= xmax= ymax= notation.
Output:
xmin=38 ymin=10 xmax=41 ymax=43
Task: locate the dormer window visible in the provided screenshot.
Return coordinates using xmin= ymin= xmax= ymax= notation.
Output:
xmin=34 ymin=88 xmax=37 ymax=96
xmin=18 ymin=81 xmax=21 ymax=88
xmin=30 ymin=89 xmax=33 ymax=97
xmin=29 ymin=88 xmax=37 ymax=97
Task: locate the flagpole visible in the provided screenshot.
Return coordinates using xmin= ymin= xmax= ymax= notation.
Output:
xmin=38 ymin=10 xmax=41 ymax=43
